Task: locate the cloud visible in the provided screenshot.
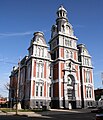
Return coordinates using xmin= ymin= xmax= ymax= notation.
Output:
xmin=0 ymin=31 xmax=33 ymax=37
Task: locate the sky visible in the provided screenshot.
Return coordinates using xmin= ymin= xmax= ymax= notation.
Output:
xmin=0 ymin=0 xmax=103 ymax=97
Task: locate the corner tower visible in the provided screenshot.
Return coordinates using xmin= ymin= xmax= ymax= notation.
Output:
xmin=49 ymin=6 xmax=81 ymax=109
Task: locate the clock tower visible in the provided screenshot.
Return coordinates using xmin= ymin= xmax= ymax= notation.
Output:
xmin=49 ymin=5 xmax=81 ymax=109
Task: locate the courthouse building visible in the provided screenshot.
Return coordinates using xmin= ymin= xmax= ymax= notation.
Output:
xmin=9 ymin=5 xmax=95 ymax=109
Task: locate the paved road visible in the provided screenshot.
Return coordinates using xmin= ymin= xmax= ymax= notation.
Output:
xmin=0 ymin=109 xmax=96 ymax=120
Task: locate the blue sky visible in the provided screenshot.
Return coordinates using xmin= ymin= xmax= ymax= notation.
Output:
xmin=0 ymin=0 xmax=103 ymax=97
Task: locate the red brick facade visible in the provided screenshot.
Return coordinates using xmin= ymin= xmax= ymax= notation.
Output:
xmin=33 ymin=61 xmax=36 ymax=77
xmin=53 ymin=63 xmax=59 ymax=80
xmin=53 ymin=83 xmax=59 ymax=97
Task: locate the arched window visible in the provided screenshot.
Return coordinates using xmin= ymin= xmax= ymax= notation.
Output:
xmin=67 ymin=75 xmax=72 ymax=86
xmin=62 ymin=25 xmax=65 ymax=32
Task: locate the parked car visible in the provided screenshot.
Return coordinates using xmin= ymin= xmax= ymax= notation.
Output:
xmin=96 ymin=114 xmax=103 ymax=120
xmin=91 ymin=106 xmax=103 ymax=113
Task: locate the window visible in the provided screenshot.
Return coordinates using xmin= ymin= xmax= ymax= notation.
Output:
xmin=62 ymin=25 xmax=65 ymax=32
xmin=65 ymin=39 xmax=72 ymax=47
xmin=49 ymin=86 xmax=51 ymax=97
xmin=36 ymin=63 xmax=44 ymax=78
xmin=60 ymin=11 xmax=62 ymax=17
xmin=38 ymin=47 xmax=41 ymax=56
xmin=67 ymin=89 xmax=72 ymax=99
xmin=66 ymin=50 xmax=69 ymax=58
xmin=36 ymin=101 xmax=38 ymax=106
xmin=40 ymin=102 xmax=43 ymax=106
xmin=37 ymin=63 xmax=40 ymax=77
xmin=36 ymin=86 xmax=38 ymax=96
xmin=86 ymin=71 xmax=90 ymax=83
xmin=42 ymin=48 xmax=44 ymax=57
xmin=84 ymin=58 xmax=89 ymax=66
xmin=86 ymin=89 xmax=88 ymax=98
xmin=65 ymin=39 xmax=69 ymax=46
xmin=41 ymin=64 xmax=44 ymax=78
xmin=87 ymin=59 xmax=89 ymax=66
xmin=89 ymin=89 xmax=92 ymax=98
xmin=40 ymin=86 xmax=43 ymax=96
xmin=70 ymin=51 xmax=73 ymax=58
xmin=67 ymin=76 xmax=72 ymax=86
xmin=70 ymin=40 xmax=72 ymax=47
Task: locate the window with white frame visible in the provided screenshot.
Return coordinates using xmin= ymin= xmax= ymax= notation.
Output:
xmin=36 ymin=63 xmax=44 ymax=78
xmin=42 ymin=48 xmax=44 ymax=57
xmin=66 ymin=50 xmax=69 ymax=58
xmin=40 ymin=101 xmax=43 ymax=106
xmin=70 ymin=51 xmax=73 ymax=59
xmin=84 ymin=58 xmax=89 ymax=66
xmin=86 ymin=70 xmax=90 ymax=83
xmin=36 ymin=85 xmax=38 ymax=96
xmin=67 ymin=75 xmax=72 ymax=86
xmin=70 ymin=40 xmax=72 ymax=47
xmin=86 ymin=87 xmax=92 ymax=98
xmin=40 ymin=86 xmax=43 ymax=96
xmin=65 ymin=38 xmax=72 ymax=47
xmin=38 ymin=47 xmax=41 ymax=56
xmin=41 ymin=64 xmax=44 ymax=78
xmin=65 ymin=39 xmax=69 ymax=46
xmin=37 ymin=63 xmax=40 ymax=78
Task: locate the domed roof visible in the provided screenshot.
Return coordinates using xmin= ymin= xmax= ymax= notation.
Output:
xmin=57 ymin=5 xmax=67 ymax=13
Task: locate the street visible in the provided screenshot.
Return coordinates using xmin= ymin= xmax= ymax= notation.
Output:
xmin=0 ymin=109 xmax=96 ymax=120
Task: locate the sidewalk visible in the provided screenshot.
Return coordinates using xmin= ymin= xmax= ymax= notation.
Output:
xmin=0 ymin=108 xmax=92 ymax=117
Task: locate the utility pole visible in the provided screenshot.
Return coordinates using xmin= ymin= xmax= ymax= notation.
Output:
xmin=16 ymin=59 xmax=20 ymax=115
